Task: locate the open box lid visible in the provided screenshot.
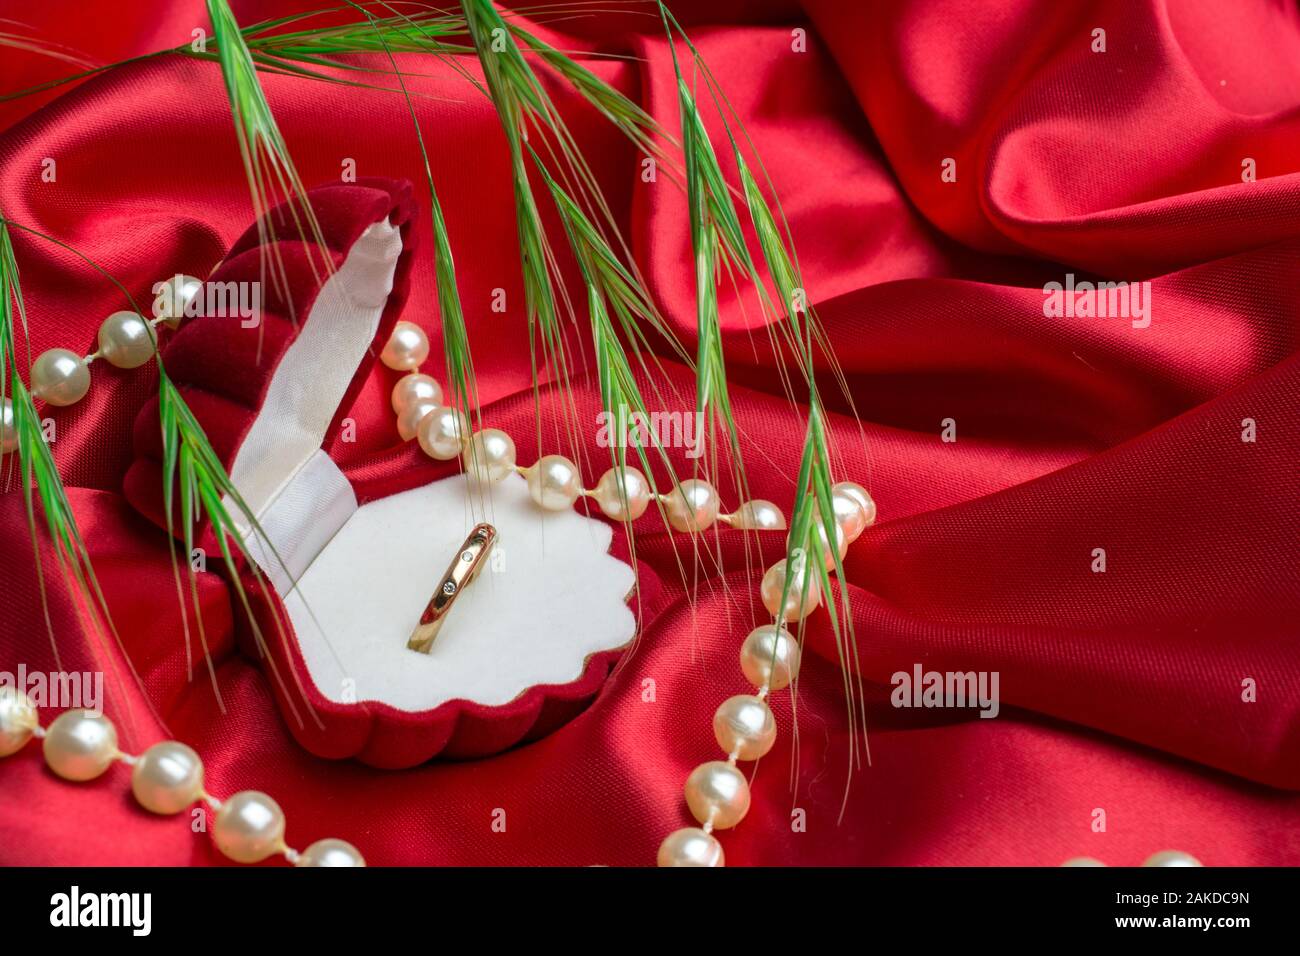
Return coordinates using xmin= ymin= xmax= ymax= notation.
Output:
xmin=124 ymin=180 xmax=636 ymax=766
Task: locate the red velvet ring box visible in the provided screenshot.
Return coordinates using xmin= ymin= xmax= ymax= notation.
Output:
xmin=124 ymin=180 xmax=635 ymax=767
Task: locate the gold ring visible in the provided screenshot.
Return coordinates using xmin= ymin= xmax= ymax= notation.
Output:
xmin=407 ymin=523 xmax=497 ymax=653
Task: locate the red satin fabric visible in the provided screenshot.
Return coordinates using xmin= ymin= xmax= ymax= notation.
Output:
xmin=2 ymin=0 xmax=1299 ymax=865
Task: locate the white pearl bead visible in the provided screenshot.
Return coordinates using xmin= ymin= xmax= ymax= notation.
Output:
xmin=832 ymin=481 xmax=875 ymax=539
xmin=297 ymin=838 xmax=366 ymax=867
xmin=31 ymin=348 xmax=90 ymax=406
xmin=664 ymin=478 xmax=719 ymax=532
xmin=42 ymin=709 xmax=118 ymax=781
xmin=713 ymin=694 xmax=776 ymax=760
xmin=657 ymin=827 xmax=725 ymax=867
xmin=1143 ymin=850 xmax=1202 ymax=867
xmin=153 ymin=274 xmax=203 ymax=329
xmin=214 ymin=790 xmax=286 ymax=863
xmin=380 ymin=321 xmax=430 ymax=371
xmin=131 ymin=740 xmax=204 ymax=814
xmin=527 ymin=454 xmax=582 ymax=510
xmin=793 ymin=521 xmax=846 ymax=570
xmin=0 ymin=397 xmax=17 ymax=454
xmin=98 ymin=311 xmax=156 ymax=369
xmin=593 ymin=466 xmax=652 ymax=521
xmin=684 ymin=760 xmax=750 ymax=830
xmin=760 ymin=557 xmax=821 ymax=622
xmin=390 ymin=372 xmax=442 ymax=414
xmin=417 ymin=406 xmax=468 ymax=460
xmin=731 ymin=499 xmax=786 ymax=531
xmin=463 ymin=428 xmax=516 ymax=482
xmin=1061 ymin=857 xmax=1107 ymax=867
xmin=739 ymin=624 xmax=801 ymax=691
xmin=0 ymin=686 xmax=38 ymax=756
xmin=396 ymin=400 xmax=439 ymax=442
xmin=829 ymin=491 xmax=866 ymax=543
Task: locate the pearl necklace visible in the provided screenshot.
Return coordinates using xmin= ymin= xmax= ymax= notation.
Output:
xmin=1 ymin=275 xmax=203 ymax=444
xmin=0 ymin=692 xmax=363 ymax=866
xmin=4 ymin=294 xmax=877 ymax=870
xmin=381 ymin=320 xmax=878 ymax=867
xmin=9 ymin=277 xmax=1208 ymax=869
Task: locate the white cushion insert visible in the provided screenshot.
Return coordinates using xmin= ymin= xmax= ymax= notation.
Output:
xmin=283 ymin=472 xmax=636 ymax=710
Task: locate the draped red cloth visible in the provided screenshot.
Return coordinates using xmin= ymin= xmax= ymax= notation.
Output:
xmin=2 ymin=0 xmax=1299 ymax=865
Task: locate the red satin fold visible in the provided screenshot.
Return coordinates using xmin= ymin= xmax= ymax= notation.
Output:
xmin=2 ymin=0 xmax=1299 ymax=865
